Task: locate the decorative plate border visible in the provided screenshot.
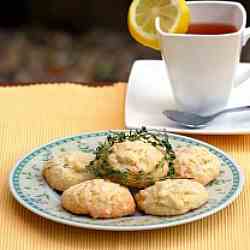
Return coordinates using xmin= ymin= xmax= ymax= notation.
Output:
xmin=9 ymin=131 xmax=244 ymax=231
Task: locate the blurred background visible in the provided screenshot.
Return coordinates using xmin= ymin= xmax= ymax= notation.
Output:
xmin=0 ymin=0 xmax=249 ymax=83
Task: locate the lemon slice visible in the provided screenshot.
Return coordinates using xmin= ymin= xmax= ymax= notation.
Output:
xmin=128 ymin=0 xmax=190 ymax=50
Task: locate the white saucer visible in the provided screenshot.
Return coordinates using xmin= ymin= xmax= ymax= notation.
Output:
xmin=125 ymin=60 xmax=250 ymax=135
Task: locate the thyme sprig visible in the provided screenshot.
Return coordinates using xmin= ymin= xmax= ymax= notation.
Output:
xmin=88 ymin=127 xmax=176 ymax=187
xmin=104 ymin=127 xmax=176 ymax=177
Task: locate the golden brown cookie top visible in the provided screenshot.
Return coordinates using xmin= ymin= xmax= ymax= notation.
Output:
xmin=108 ymin=140 xmax=166 ymax=174
xmin=136 ymin=179 xmax=208 ymax=216
xmin=61 ymin=179 xmax=136 ymax=218
xmin=174 ymin=146 xmax=221 ymax=185
xmin=43 ymin=151 xmax=95 ymax=191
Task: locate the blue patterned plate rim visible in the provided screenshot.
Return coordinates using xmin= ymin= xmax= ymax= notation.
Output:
xmin=9 ymin=130 xmax=245 ymax=231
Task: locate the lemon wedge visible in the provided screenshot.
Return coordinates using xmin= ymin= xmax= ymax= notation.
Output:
xmin=128 ymin=0 xmax=190 ymax=50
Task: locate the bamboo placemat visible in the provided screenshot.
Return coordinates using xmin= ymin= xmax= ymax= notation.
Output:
xmin=0 ymin=82 xmax=249 ymax=250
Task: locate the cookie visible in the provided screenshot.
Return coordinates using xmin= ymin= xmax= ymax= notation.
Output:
xmin=173 ymin=146 xmax=221 ymax=185
xmin=135 ymin=179 xmax=208 ymax=216
xmin=92 ymin=140 xmax=169 ymax=188
xmin=61 ymin=179 xmax=136 ymax=218
xmin=43 ymin=151 xmax=95 ymax=191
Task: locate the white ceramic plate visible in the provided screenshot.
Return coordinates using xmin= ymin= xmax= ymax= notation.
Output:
xmin=126 ymin=60 xmax=250 ymax=135
xmin=9 ymin=131 xmax=244 ymax=231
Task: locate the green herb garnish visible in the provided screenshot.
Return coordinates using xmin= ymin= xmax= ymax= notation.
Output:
xmin=88 ymin=127 xmax=176 ymax=187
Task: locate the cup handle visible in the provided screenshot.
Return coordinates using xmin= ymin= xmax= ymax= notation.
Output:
xmin=234 ymin=27 xmax=250 ymax=87
xmin=234 ymin=64 xmax=250 ymax=87
xmin=242 ymin=27 xmax=250 ymax=46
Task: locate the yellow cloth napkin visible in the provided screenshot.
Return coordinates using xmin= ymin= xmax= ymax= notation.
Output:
xmin=0 ymin=83 xmax=249 ymax=250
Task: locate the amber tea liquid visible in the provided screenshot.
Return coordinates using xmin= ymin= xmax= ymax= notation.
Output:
xmin=187 ymin=23 xmax=238 ymax=35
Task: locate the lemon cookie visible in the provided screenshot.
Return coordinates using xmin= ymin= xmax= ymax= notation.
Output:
xmin=90 ymin=129 xmax=175 ymax=188
xmin=43 ymin=151 xmax=95 ymax=191
xmin=174 ymin=146 xmax=220 ymax=185
xmin=135 ymin=179 xmax=208 ymax=216
xmin=61 ymin=179 xmax=136 ymax=218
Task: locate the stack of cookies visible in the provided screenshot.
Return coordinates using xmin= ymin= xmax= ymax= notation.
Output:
xmin=43 ymin=129 xmax=220 ymax=219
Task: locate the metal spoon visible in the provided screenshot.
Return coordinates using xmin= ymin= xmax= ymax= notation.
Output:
xmin=163 ymin=105 xmax=250 ymax=128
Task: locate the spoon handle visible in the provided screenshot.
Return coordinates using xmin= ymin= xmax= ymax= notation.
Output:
xmin=210 ymin=105 xmax=250 ymax=119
